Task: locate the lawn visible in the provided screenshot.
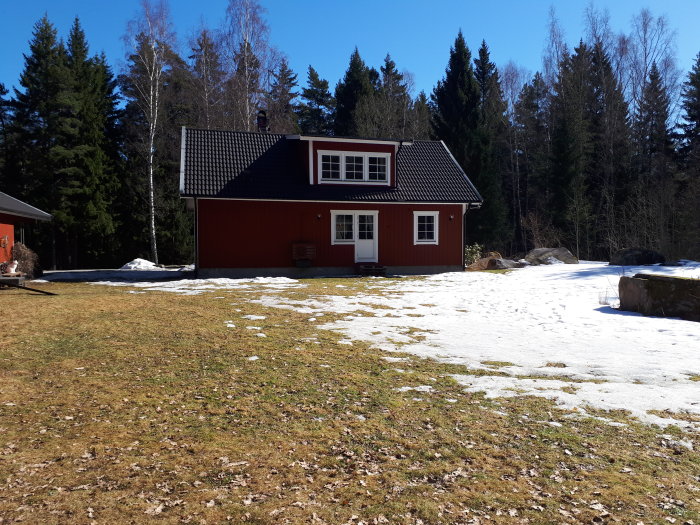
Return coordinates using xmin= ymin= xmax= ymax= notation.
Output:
xmin=0 ymin=277 xmax=698 ymax=524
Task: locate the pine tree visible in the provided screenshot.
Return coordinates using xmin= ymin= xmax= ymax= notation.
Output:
xmin=333 ymin=48 xmax=374 ymax=136
xmin=297 ymin=66 xmax=334 ymax=135
xmin=514 ymin=73 xmax=551 ymax=241
xmin=47 ymin=18 xmax=122 ymax=268
xmin=635 ymin=62 xmax=672 ymax=181
xmin=266 ymin=59 xmax=299 ymax=133
xmin=355 ymin=54 xmax=412 ymax=138
xmin=431 ymin=31 xmax=481 ymax=175
xmin=676 ymin=52 xmax=700 ymax=258
xmin=588 ymin=41 xmax=631 ymax=257
xmin=0 ymin=83 xmax=9 ymax=175
xmin=549 ymin=42 xmax=595 ymax=258
xmin=472 ymin=40 xmax=509 ymax=248
xmin=8 ymin=16 xmax=65 ymax=205
xmin=407 ymin=91 xmax=431 ymax=140
xmin=6 ymin=15 xmax=74 ymax=267
xmin=626 ymin=61 xmax=677 ymax=255
xmin=680 ymin=52 xmax=700 ymax=174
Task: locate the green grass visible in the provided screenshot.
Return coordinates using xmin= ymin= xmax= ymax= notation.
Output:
xmin=0 ymin=278 xmax=698 ymax=524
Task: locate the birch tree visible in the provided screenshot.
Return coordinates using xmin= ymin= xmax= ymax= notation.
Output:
xmin=223 ymin=0 xmax=273 ymax=131
xmin=122 ymin=0 xmax=174 ymax=264
xmin=189 ymin=27 xmax=226 ymax=130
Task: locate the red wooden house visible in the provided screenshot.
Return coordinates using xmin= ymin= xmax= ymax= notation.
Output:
xmin=0 ymin=191 xmax=51 ymax=264
xmin=180 ymin=129 xmax=482 ymax=277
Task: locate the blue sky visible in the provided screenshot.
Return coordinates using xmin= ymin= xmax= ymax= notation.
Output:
xmin=2 ymin=1 xmax=699 ymax=98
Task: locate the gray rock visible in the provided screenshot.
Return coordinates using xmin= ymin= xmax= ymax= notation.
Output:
xmin=619 ymin=273 xmax=700 ymax=322
xmin=610 ymin=248 xmax=665 ymax=266
xmin=524 ymin=247 xmax=579 ymax=265
xmin=487 ymin=258 xmax=527 ymax=270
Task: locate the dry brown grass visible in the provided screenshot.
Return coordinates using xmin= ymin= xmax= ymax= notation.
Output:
xmin=0 ymin=279 xmax=698 ymax=524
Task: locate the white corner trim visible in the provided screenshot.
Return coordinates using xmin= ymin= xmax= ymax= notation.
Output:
xmin=413 ymin=211 xmax=439 ymax=245
xmin=308 ymin=140 xmax=313 ymax=185
xmin=179 ymin=126 xmax=187 ymax=193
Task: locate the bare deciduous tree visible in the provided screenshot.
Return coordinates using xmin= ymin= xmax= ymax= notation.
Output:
xmin=123 ymin=0 xmax=175 ymax=264
xmin=188 ymin=25 xmax=226 ymax=130
xmin=222 ymin=0 xmax=277 ymax=131
xmin=501 ymin=61 xmax=530 ymax=249
xmin=628 ymin=9 xmax=680 ymax=116
xmin=542 ymin=6 xmax=568 ymax=90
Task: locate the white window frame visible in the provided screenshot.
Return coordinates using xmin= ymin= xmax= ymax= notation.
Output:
xmin=331 ymin=210 xmax=379 ymax=245
xmin=413 ymin=211 xmax=439 ymax=245
xmin=318 ymin=150 xmax=390 ymax=185
xmin=331 ymin=211 xmax=355 ymax=244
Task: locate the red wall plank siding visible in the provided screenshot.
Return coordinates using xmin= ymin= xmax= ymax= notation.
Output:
xmin=197 ymin=199 xmax=463 ymax=269
xmin=0 ymin=213 xmax=15 ymax=263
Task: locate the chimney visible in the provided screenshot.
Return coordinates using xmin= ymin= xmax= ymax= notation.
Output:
xmin=256 ymin=110 xmax=269 ymax=133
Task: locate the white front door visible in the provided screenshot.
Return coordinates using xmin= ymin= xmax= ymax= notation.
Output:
xmin=355 ymin=213 xmax=377 ymax=263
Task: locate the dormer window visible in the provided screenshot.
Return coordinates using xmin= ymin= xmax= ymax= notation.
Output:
xmin=318 ymin=151 xmax=390 ymax=185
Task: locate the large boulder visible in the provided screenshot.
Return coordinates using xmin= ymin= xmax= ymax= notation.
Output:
xmin=466 ymin=255 xmax=525 ymax=271
xmin=610 ymin=248 xmax=665 ymax=266
xmin=524 ymin=247 xmax=578 ymax=265
xmin=619 ymin=273 xmax=700 ymax=322
xmin=486 ymin=258 xmax=527 ymax=270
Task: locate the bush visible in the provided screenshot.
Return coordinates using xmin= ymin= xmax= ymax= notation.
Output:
xmin=464 ymin=243 xmax=484 ymax=266
xmin=12 ymin=242 xmax=41 ymax=279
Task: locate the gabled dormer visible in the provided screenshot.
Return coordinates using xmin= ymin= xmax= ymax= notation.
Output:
xmin=286 ymin=135 xmax=408 ymax=188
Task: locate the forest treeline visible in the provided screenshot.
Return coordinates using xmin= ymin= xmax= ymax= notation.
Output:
xmin=0 ymin=0 xmax=699 ymax=268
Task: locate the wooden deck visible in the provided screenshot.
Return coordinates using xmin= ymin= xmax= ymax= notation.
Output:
xmin=0 ymin=273 xmax=25 ymax=287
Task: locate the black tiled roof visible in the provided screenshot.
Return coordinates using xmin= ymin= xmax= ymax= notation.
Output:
xmin=181 ymin=128 xmax=482 ymax=204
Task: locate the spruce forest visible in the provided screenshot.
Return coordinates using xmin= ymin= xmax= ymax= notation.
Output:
xmin=1 ymin=1 xmax=699 ymax=269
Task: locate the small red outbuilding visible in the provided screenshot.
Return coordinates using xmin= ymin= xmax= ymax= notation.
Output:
xmin=180 ymin=129 xmax=482 ymax=277
xmin=0 ymin=191 xmax=51 ymax=264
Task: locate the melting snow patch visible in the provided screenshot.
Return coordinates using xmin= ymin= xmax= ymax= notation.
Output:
xmin=247 ymin=356 xmax=259 ymax=361
xmin=242 ymin=314 xmax=266 ymax=320
xmin=120 ymin=258 xmax=158 ymax=270
xmin=256 ymin=333 xmax=267 ymax=338
xmin=382 ymin=356 xmax=408 ymax=363
xmin=396 ymin=385 xmax=434 ymax=393
xmin=338 ymin=339 xmax=353 ymax=345
xmin=246 ymin=261 xmax=700 ymax=431
xmin=246 ymin=326 xmax=261 ymax=330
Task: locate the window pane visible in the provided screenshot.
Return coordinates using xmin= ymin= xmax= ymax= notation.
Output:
xmin=417 ymin=215 xmax=434 ymax=241
xmin=345 ymin=155 xmax=364 ymax=180
xmin=358 ymin=215 xmax=374 ymax=240
xmin=321 ymin=154 xmax=340 ymax=179
xmin=335 ymin=214 xmax=353 ymax=241
xmin=368 ymin=156 xmax=387 ymax=181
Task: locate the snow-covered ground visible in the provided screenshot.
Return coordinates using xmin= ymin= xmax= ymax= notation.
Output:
xmin=71 ymin=261 xmax=700 ymax=430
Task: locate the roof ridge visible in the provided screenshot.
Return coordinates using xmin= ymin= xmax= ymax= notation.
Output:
xmin=185 ymin=127 xmax=285 ymax=138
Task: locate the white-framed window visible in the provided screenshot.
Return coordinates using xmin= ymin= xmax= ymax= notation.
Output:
xmin=333 ymin=213 xmax=354 ymax=243
xmin=331 ymin=210 xmax=379 ymax=245
xmin=413 ymin=211 xmax=439 ymax=245
xmin=318 ymin=151 xmax=390 ymax=185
